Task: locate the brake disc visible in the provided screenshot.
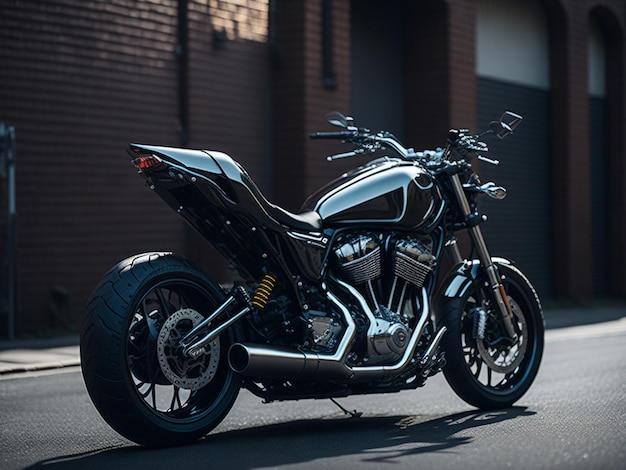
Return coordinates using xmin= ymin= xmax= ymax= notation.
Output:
xmin=477 ymin=297 xmax=528 ymax=374
xmin=157 ymin=308 xmax=220 ymax=390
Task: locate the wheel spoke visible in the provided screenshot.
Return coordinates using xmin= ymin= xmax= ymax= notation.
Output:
xmin=137 ymin=381 xmax=158 ymax=409
xmin=464 ymin=290 xmax=535 ymax=391
xmin=177 ymin=290 xmax=194 ymax=311
xmin=486 ymin=364 xmax=493 ymax=386
xmin=156 ymin=288 xmax=174 ymax=317
xmin=473 ymin=356 xmax=483 ymax=379
xmin=149 ymin=361 xmax=164 ymax=383
xmin=169 ymin=386 xmax=184 ymax=411
xmin=129 ymin=285 xmax=226 ymax=417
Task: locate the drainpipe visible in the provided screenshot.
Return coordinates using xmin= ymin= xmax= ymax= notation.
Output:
xmin=1 ymin=123 xmax=16 ymax=340
xmin=177 ymin=0 xmax=189 ymax=147
xmin=321 ymin=0 xmax=336 ymax=89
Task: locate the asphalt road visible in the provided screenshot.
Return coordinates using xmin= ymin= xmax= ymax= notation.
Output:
xmin=1 ymin=318 xmax=625 ymax=470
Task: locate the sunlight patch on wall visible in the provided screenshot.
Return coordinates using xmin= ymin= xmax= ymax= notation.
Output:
xmin=206 ymin=0 xmax=269 ymax=42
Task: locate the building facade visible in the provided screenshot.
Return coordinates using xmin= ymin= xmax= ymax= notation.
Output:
xmin=0 ymin=0 xmax=624 ymax=337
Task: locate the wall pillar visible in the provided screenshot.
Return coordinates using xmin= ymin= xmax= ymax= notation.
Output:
xmin=598 ymin=6 xmax=626 ymax=299
xmin=547 ymin=0 xmax=593 ymax=299
xmin=404 ymin=0 xmax=476 ymax=149
xmin=271 ymin=0 xmax=351 ymax=211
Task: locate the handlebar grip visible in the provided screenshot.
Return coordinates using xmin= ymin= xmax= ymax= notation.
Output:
xmin=309 ymin=131 xmax=355 ymax=140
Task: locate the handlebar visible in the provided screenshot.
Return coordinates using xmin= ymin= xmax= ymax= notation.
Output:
xmin=311 ymin=124 xmax=504 ymax=169
xmin=310 ymin=110 xmax=520 ymax=167
xmin=309 ymin=131 xmax=356 ymax=140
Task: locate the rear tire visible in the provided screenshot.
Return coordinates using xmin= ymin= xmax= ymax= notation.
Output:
xmin=80 ymin=252 xmax=241 ymax=447
xmin=437 ymin=263 xmax=544 ymax=409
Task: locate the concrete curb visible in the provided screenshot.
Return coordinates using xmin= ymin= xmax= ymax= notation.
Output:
xmin=0 ymin=344 xmax=80 ymax=375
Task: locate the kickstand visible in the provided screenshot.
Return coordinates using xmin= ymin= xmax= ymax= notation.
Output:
xmin=330 ymin=398 xmax=362 ymax=418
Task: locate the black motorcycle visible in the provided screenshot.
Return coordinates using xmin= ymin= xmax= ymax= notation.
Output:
xmin=80 ymin=111 xmax=544 ymax=447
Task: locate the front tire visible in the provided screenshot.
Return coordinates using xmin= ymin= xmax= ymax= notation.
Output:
xmin=437 ymin=262 xmax=544 ymax=409
xmin=80 ymin=252 xmax=241 ymax=447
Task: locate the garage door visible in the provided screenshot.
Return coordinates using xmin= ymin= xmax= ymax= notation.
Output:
xmin=476 ymin=0 xmax=553 ymax=298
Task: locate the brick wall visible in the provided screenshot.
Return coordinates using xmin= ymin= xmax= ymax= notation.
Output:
xmin=270 ymin=0 xmax=352 ymax=212
xmin=0 ymin=0 xmax=187 ymax=335
xmin=185 ymin=0 xmax=272 ymax=278
xmin=0 ymin=0 xmax=274 ymax=335
xmin=0 ymin=0 xmax=625 ymax=336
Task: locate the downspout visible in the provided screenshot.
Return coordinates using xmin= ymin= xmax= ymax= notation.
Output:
xmin=321 ymin=0 xmax=336 ymax=89
xmin=1 ymin=123 xmax=16 ymax=340
xmin=177 ymin=0 xmax=189 ymax=147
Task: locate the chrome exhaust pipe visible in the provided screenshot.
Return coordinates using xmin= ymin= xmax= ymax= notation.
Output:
xmin=229 ymin=343 xmax=310 ymax=377
xmin=228 ymin=286 xmax=441 ymax=381
xmin=229 ymin=343 xmax=353 ymax=379
xmin=229 ymin=290 xmax=356 ymax=380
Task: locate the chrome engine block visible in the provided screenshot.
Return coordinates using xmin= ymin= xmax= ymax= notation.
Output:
xmin=331 ymin=233 xmax=436 ymax=365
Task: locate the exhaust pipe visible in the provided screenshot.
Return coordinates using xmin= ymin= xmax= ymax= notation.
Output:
xmin=229 ymin=290 xmax=356 ymax=380
xmin=229 ymin=343 xmax=353 ymax=379
xmin=228 ymin=287 xmax=440 ymax=381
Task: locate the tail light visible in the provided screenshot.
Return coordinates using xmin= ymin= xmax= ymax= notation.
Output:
xmin=131 ymin=154 xmax=163 ymax=170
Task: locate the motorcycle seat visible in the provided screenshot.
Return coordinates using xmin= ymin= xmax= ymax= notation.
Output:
xmin=238 ymin=169 xmax=323 ymax=232
xmin=266 ymin=205 xmax=323 ymax=232
xmin=204 ymin=150 xmax=323 ymax=232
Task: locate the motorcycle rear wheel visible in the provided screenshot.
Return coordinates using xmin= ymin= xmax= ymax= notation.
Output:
xmin=438 ymin=263 xmax=544 ymax=409
xmin=80 ymin=252 xmax=241 ymax=447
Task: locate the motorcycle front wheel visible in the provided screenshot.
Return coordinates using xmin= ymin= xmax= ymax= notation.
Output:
xmin=80 ymin=252 xmax=241 ymax=447
xmin=437 ymin=262 xmax=544 ymax=409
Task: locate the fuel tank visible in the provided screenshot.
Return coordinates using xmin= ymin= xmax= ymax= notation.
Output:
xmin=301 ymin=157 xmax=444 ymax=231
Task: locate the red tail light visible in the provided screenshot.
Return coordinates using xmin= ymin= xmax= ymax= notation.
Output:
xmin=132 ymin=155 xmax=162 ymax=170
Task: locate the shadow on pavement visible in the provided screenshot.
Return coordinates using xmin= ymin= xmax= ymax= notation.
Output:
xmin=26 ymin=407 xmax=535 ymax=470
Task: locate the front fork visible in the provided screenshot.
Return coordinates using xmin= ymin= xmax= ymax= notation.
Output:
xmin=448 ymin=173 xmax=517 ymax=340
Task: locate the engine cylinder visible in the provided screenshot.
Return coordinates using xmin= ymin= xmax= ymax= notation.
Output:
xmin=394 ymin=238 xmax=435 ymax=287
xmin=333 ymin=234 xmax=381 ymax=285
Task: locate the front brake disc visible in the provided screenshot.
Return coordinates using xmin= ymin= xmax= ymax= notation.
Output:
xmin=476 ymin=298 xmax=528 ymax=374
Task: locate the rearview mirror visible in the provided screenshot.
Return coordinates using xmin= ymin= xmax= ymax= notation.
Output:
xmin=489 ymin=111 xmax=523 ymax=139
xmin=325 ymin=111 xmax=354 ymax=128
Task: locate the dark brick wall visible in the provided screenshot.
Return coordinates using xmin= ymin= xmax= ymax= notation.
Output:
xmin=0 ymin=0 xmax=274 ymax=335
xmin=0 ymin=0 xmax=186 ymax=335
xmin=0 ymin=0 xmax=625 ymax=336
xmin=184 ymin=0 xmax=273 ymax=278
xmin=271 ymin=0 xmax=351 ymax=211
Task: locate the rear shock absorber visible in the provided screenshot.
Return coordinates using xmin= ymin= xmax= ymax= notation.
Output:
xmin=252 ymin=273 xmax=277 ymax=310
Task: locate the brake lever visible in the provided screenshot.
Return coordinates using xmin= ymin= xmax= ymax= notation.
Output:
xmin=327 ymin=149 xmax=365 ymax=161
xmin=477 ymin=155 xmax=500 ymax=166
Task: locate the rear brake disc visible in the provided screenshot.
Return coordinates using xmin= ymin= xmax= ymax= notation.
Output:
xmin=157 ymin=308 xmax=221 ymax=390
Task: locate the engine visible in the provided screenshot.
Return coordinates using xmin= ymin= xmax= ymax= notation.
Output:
xmin=330 ymin=232 xmax=436 ymax=365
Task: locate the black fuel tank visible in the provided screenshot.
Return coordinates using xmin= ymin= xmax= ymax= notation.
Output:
xmin=301 ymin=158 xmax=444 ymax=231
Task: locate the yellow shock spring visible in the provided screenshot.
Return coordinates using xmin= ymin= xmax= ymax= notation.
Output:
xmin=252 ymin=274 xmax=277 ymax=310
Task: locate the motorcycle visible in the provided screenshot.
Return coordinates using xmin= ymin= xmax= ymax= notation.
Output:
xmin=80 ymin=111 xmax=544 ymax=447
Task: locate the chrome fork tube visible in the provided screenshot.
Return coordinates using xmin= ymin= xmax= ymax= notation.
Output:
xmin=449 ymin=173 xmax=517 ymax=339
xmin=446 ymin=237 xmax=464 ymax=265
